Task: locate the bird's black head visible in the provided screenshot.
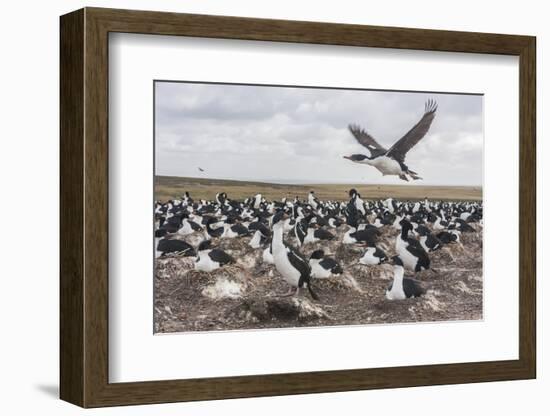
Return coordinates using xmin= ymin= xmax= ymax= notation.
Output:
xmin=391 ymin=256 xmax=404 ymax=267
xmin=198 ymin=240 xmax=212 ymax=251
xmin=310 ymin=249 xmax=324 ymax=260
xmin=348 ymin=188 xmax=358 ymax=197
xmin=344 ymin=154 xmax=369 ymax=162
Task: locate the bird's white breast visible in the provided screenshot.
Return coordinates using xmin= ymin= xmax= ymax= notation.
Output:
xmin=222 ymin=225 xmax=237 ymax=239
xmin=194 ymin=250 xmax=219 ymax=272
xmin=304 ymin=228 xmax=316 ymax=244
xmin=343 ymin=229 xmax=356 ymax=244
xmin=262 ymin=247 xmax=274 ymax=264
xmin=249 ymin=230 xmax=262 ymax=248
xmin=272 ymin=247 xmax=301 ymax=286
xmin=372 ymin=156 xmax=403 ymax=175
xmin=386 ymin=266 xmax=406 ymax=300
xmin=396 ymin=246 xmax=419 ymax=271
xmin=360 ymin=247 xmax=379 ymax=265
xmin=177 ymin=220 xmax=193 ymax=236
xmin=309 ymin=259 xmax=331 ymax=278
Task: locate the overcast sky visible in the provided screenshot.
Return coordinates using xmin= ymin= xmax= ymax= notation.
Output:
xmin=155 ymin=82 xmax=483 ymax=186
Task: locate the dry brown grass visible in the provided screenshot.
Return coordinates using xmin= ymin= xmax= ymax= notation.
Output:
xmin=155 ymin=176 xmax=482 ymax=202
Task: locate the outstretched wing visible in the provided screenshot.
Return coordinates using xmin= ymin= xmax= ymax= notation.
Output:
xmin=348 ymin=124 xmax=387 ymax=158
xmin=386 ymin=100 xmax=437 ymax=162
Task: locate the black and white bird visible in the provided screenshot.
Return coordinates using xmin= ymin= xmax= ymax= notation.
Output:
xmin=343 ymin=202 xmax=381 ymax=244
xmin=415 ymin=225 xmax=443 ymax=252
xmin=303 ymin=222 xmax=335 ymax=245
xmin=204 ymin=216 xmax=224 ymax=239
xmin=348 ymin=188 xmax=366 ymax=216
xmin=309 ymin=249 xmax=343 ymax=278
xmin=222 ymin=218 xmax=250 ymax=238
xmin=294 ymin=217 xmax=334 ymax=246
xmin=215 ymin=192 xmax=228 ymax=206
xmin=177 ymin=214 xmax=203 ymax=236
xmin=308 ymin=190 xmax=320 ymax=210
xmin=271 ymin=211 xmax=319 ymax=300
xmin=344 ymin=100 xmax=438 ymax=181
xmin=385 ymin=256 xmax=427 ymax=300
xmin=436 ymin=231 xmax=459 ymax=244
xmin=156 ymin=238 xmax=196 ymax=259
xmin=359 ymin=240 xmax=388 ymax=266
xmin=249 ymin=223 xmax=271 ymax=249
xmin=194 ymin=240 xmax=235 ymax=272
xmin=343 ymin=225 xmax=380 ymax=245
xmin=395 ymin=219 xmax=431 ymax=272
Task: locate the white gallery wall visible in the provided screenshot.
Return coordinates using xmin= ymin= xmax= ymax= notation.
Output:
xmin=0 ymin=0 xmax=545 ymax=415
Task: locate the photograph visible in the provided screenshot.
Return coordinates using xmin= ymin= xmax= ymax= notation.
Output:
xmin=153 ymin=81 xmax=484 ymax=333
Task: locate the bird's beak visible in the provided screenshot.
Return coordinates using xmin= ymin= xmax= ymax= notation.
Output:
xmin=343 ymin=155 xmax=351 ymax=160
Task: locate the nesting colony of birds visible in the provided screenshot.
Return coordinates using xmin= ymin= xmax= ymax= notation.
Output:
xmin=154 ymin=189 xmax=483 ymax=333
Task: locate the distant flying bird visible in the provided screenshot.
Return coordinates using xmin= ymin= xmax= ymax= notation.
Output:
xmin=198 ymin=167 xmax=205 ymax=172
xmin=343 ymin=100 xmax=438 ymax=181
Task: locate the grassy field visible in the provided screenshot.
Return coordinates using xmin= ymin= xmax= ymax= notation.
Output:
xmin=155 ymin=175 xmax=482 ymax=202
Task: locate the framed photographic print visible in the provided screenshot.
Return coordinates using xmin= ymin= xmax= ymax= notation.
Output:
xmin=60 ymin=7 xmax=536 ymax=408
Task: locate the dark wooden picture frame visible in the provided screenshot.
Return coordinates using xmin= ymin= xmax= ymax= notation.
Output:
xmin=60 ymin=7 xmax=536 ymax=408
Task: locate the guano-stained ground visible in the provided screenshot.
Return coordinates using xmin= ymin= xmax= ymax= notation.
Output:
xmin=154 ymin=223 xmax=483 ymax=333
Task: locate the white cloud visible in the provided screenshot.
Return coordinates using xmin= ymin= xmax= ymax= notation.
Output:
xmin=155 ymin=82 xmax=483 ymax=185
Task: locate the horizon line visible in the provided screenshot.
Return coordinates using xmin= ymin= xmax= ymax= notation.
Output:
xmin=154 ymin=174 xmax=482 ymax=188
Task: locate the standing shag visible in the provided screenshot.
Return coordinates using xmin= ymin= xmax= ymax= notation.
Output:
xmin=344 ymin=100 xmax=438 ymax=181
xmin=395 ymin=219 xmax=431 ymax=272
xmin=271 ymin=211 xmax=319 ymax=300
xmin=348 ymin=188 xmax=366 ymax=216
xmin=308 ymin=191 xmax=320 ymax=210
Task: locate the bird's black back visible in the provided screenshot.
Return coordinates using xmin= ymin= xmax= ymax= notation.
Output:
xmin=157 ymin=239 xmax=196 ymax=256
xmin=314 ymin=228 xmax=335 ymax=240
xmin=209 ymin=248 xmax=235 ymax=265
xmin=320 ymin=257 xmax=343 ymax=274
xmin=403 ymin=278 xmax=426 ymax=298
